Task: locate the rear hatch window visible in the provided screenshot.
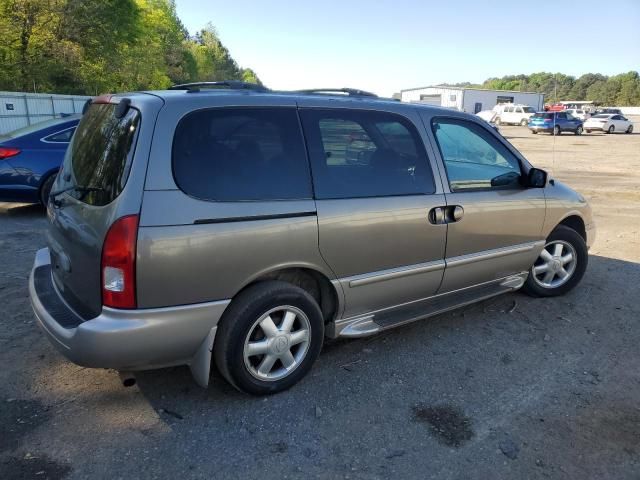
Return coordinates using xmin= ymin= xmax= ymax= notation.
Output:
xmin=57 ymin=103 xmax=140 ymax=206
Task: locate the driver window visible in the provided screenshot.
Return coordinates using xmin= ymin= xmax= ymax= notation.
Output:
xmin=432 ymin=119 xmax=522 ymax=191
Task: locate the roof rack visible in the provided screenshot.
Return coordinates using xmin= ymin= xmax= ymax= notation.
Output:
xmin=294 ymin=88 xmax=378 ymax=98
xmin=168 ymin=81 xmax=269 ymax=92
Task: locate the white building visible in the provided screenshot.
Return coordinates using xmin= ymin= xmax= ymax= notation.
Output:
xmin=400 ymin=85 xmax=545 ymax=113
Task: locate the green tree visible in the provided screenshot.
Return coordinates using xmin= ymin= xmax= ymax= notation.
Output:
xmin=0 ymin=0 xmax=261 ymax=94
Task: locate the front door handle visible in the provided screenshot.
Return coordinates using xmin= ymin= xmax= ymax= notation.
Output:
xmin=452 ymin=205 xmax=464 ymax=221
xmin=428 ymin=206 xmax=464 ymax=225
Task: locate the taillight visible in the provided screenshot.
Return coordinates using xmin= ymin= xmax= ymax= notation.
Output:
xmin=101 ymin=215 xmax=138 ymax=309
xmin=0 ymin=147 xmax=20 ymax=159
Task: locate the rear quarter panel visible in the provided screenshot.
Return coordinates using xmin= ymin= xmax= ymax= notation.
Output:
xmin=137 ymin=94 xmax=338 ymax=308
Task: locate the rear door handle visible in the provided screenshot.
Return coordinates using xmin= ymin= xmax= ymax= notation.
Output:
xmin=429 ymin=206 xmax=464 ymax=225
xmin=429 ymin=207 xmax=446 ymax=225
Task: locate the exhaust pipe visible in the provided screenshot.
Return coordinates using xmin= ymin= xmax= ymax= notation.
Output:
xmin=118 ymin=371 xmax=136 ymax=387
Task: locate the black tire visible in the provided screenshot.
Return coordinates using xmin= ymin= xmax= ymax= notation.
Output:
xmin=531 ymin=130 xmax=538 ymax=134
xmin=522 ymin=225 xmax=588 ymax=298
xmin=520 ymin=118 xmax=528 ymax=126
xmin=575 ymin=126 xmax=583 ymax=135
xmin=626 ymin=125 xmax=633 ymax=134
xmin=214 ymin=281 xmax=324 ymax=395
xmin=39 ymin=174 xmax=56 ymax=206
xmin=553 ymin=125 xmax=561 ymax=136
xmin=607 ymin=125 xmax=614 ymax=134
xmin=585 ymin=130 xmax=592 ymax=133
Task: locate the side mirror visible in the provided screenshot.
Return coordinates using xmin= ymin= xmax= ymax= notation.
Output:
xmin=526 ymin=167 xmax=547 ymax=188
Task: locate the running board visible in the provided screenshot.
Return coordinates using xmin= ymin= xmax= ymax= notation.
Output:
xmin=328 ymin=273 xmax=527 ymax=339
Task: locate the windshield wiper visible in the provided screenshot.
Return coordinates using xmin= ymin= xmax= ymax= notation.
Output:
xmin=50 ymin=184 xmax=104 ymax=199
xmin=49 ymin=185 xmax=105 ymax=206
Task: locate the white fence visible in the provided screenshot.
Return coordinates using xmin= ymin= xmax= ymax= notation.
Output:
xmin=0 ymin=91 xmax=91 ymax=134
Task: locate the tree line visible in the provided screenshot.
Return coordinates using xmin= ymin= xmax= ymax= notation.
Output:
xmin=451 ymin=71 xmax=640 ymax=106
xmin=0 ymin=0 xmax=261 ymax=95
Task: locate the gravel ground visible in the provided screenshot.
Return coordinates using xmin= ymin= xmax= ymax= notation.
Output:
xmin=1 ymin=123 xmax=639 ymax=479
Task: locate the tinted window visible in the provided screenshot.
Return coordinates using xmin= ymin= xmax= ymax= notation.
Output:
xmin=44 ymin=127 xmax=75 ymax=143
xmin=557 ymin=113 xmax=567 ymax=119
xmin=300 ymin=109 xmax=434 ymax=199
xmin=432 ymin=118 xmax=522 ymax=192
xmin=523 ymin=106 xmax=536 ymax=113
xmin=173 ymin=108 xmax=311 ymax=201
xmin=57 ymin=104 xmax=140 ymax=206
xmin=533 ymin=113 xmax=553 ymax=119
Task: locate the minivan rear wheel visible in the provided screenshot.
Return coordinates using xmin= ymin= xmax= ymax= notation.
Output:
xmin=214 ymin=281 xmax=324 ymax=395
xmin=522 ymin=225 xmax=588 ymax=297
xmin=520 ymin=118 xmax=528 ymax=126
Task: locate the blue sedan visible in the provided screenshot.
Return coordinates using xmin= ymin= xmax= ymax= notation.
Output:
xmin=0 ymin=115 xmax=80 ymax=204
xmin=528 ymin=111 xmax=583 ymax=135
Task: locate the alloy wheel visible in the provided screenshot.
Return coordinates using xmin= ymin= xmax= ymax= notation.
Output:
xmin=531 ymin=240 xmax=577 ymax=289
xmin=243 ymin=306 xmax=311 ymax=381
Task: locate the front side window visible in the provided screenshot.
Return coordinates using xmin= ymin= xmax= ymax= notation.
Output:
xmin=300 ymin=109 xmax=435 ymax=199
xmin=173 ymin=108 xmax=312 ymax=201
xmin=432 ymin=118 xmax=522 ymax=192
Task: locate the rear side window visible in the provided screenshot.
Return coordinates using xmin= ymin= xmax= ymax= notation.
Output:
xmin=172 ymin=108 xmax=311 ymax=201
xmin=300 ymin=109 xmax=434 ymax=199
xmin=58 ymin=103 xmax=140 ymax=206
xmin=44 ymin=127 xmax=75 ymax=143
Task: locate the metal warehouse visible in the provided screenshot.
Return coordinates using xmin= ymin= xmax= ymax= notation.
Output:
xmin=400 ymin=86 xmax=545 ymax=113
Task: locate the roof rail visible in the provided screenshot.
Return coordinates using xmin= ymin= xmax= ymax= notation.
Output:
xmin=168 ymin=81 xmax=269 ymax=92
xmin=294 ymin=88 xmax=378 ymax=98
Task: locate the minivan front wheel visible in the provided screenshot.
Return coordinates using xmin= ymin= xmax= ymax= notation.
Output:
xmin=522 ymin=225 xmax=588 ymax=297
xmin=214 ymin=281 xmax=324 ymax=395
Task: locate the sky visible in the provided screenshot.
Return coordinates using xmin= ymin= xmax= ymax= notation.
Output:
xmin=175 ymin=0 xmax=640 ymax=96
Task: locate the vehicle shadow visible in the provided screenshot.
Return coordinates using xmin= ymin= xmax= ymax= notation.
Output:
xmin=128 ymin=252 xmax=640 ymax=409
xmin=0 ymin=202 xmax=44 ymax=217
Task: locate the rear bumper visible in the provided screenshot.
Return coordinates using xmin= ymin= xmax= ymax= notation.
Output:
xmin=29 ymin=248 xmax=230 ymax=384
xmin=584 ymin=125 xmax=604 ymax=131
xmin=529 ymin=125 xmax=553 ymax=132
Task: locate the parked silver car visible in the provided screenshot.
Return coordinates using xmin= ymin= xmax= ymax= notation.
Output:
xmin=29 ymin=83 xmax=595 ymax=395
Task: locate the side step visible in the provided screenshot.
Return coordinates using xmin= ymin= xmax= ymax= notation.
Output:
xmin=329 ymin=273 xmax=526 ymax=339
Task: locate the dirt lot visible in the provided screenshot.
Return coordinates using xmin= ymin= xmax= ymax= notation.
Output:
xmin=1 ymin=123 xmax=639 ymax=479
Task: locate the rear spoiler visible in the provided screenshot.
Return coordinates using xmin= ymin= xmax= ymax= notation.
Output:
xmin=82 ymin=96 xmax=131 ymax=118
